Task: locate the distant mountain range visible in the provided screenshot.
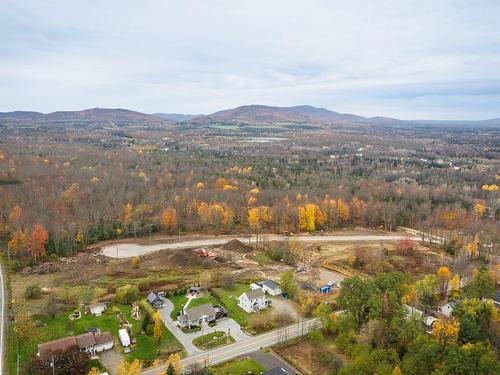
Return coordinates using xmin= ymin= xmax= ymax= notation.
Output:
xmin=1 ymin=105 xmax=499 ymax=128
xmin=0 ymin=108 xmax=169 ymax=125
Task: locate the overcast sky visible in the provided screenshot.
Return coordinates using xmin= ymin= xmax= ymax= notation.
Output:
xmin=1 ymin=0 xmax=499 ymax=119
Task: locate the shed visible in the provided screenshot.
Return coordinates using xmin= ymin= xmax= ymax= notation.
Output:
xmin=87 ymin=302 xmax=107 ymax=316
xmin=259 ymin=279 xmax=282 ymax=296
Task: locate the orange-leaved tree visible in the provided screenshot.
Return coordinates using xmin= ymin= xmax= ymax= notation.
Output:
xmin=28 ymin=224 xmax=48 ymax=262
xmin=161 ymin=208 xmax=177 ymax=232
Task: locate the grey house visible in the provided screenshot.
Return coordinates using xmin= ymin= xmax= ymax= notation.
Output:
xmin=146 ymin=292 xmax=164 ymax=309
xmin=177 ymin=303 xmax=217 ymax=328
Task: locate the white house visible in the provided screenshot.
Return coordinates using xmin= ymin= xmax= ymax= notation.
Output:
xmin=424 ymin=316 xmax=438 ymax=332
xmin=238 ymin=288 xmax=269 ymax=313
xmin=118 ymin=329 xmax=131 ymax=347
xmin=93 ymin=332 xmax=114 ymax=353
xmin=259 ymin=280 xmax=282 ymax=296
xmin=437 ymin=302 xmax=455 ymax=317
xmin=87 ymin=302 xmax=106 ymax=316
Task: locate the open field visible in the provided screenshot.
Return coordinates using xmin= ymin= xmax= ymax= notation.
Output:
xmin=274 ymin=337 xmax=347 ymax=375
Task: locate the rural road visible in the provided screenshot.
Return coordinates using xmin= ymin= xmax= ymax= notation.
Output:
xmin=0 ymin=265 xmax=6 ymax=375
xmin=102 ymin=233 xmax=421 ymax=258
xmin=142 ymin=318 xmax=320 ymax=374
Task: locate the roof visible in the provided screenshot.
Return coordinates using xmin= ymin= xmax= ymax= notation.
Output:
xmin=261 ymin=279 xmax=280 ymax=290
xmin=118 ymin=329 xmax=130 ymax=343
xmin=262 ymin=368 xmax=289 ymax=375
xmin=184 ymin=303 xmax=216 ymax=321
xmin=38 ymin=336 xmax=78 ymax=359
xmin=244 ymin=288 xmax=265 ymax=300
xmin=147 ymin=291 xmax=158 ymax=303
xmin=88 ymin=302 xmax=106 ymax=310
xmin=494 ymin=291 xmax=500 ymax=303
xmin=424 ymin=316 xmax=438 ymax=326
xmin=75 ymin=333 xmax=96 ymax=348
xmin=94 ymin=331 xmax=114 ymax=345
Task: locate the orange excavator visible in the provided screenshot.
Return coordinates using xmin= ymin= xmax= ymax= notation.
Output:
xmin=192 ymin=247 xmax=217 ymax=260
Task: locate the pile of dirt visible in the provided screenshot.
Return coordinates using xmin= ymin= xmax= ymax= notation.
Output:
xmin=221 ymin=239 xmax=254 ymax=253
xmin=21 ymin=262 xmax=62 ymax=275
xmin=168 ymin=249 xmax=217 ymax=267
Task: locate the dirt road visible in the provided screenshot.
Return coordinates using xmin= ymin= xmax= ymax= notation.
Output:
xmin=101 ymin=233 xmax=420 ymax=258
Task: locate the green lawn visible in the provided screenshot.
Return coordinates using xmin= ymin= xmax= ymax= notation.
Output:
xmin=210 ymin=357 xmax=266 ymax=375
xmin=169 ymin=293 xmax=219 ymax=320
xmin=192 ymin=331 xmax=235 ymax=350
xmin=9 ymin=303 xmax=183 ymax=372
xmin=212 ymin=283 xmax=252 ymax=327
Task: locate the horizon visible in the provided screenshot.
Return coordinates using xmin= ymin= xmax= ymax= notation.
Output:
xmin=1 ymin=104 xmax=499 ymax=122
xmin=2 ymin=1 xmax=500 ymax=120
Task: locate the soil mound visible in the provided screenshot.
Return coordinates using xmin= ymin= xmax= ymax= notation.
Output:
xmin=222 ymin=239 xmax=253 ymax=253
xmin=168 ymin=249 xmax=217 ymax=267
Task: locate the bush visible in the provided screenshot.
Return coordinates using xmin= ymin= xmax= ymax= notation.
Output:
xmin=138 ymin=279 xmax=150 ymax=291
xmin=318 ymin=351 xmax=341 ymax=373
xmin=24 ymin=284 xmax=42 ymax=299
xmin=131 ymin=256 xmax=141 ymax=268
xmin=115 ymin=284 xmax=139 ymax=304
xmin=10 ymin=260 xmax=22 ymax=272
xmin=308 ymin=329 xmax=325 ymax=343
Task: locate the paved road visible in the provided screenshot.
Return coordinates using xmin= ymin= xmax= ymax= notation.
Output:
xmin=103 ymin=233 xmax=420 ymax=258
xmin=0 ymin=265 xmax=6 ymax=375
xmin=143 ymin=318 xmax=320 ymax=374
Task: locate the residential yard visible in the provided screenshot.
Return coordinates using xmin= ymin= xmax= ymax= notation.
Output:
xmin=210 ymin=357 xmax=266 ymax=375
xmin=169 ymin=293 xmax=220 ymax=319
xmin=212 ymin=283 xmax=252 ymax=327
xmin=10 ymin=302 xmax=183 ymax=372
xmin=192 ymin=331 xmax=235 ymax=350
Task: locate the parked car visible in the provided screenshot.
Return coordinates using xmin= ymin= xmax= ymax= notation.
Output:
xmin=282 ymin=292 xmax=290 ymax=299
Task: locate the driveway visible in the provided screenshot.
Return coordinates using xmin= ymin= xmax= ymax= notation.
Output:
xmin=248 ymin=350 xmax=299 ymax=375
xmin=159 ymin=297 xmax=250 ymax=356
xmin=99 ymin=348 xmax=122 ymax=375
xmin=269 ymin=296 xmax=301 ymax=321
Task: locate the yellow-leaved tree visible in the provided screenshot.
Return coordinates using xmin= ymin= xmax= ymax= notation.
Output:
xmin=153 ymin=310 xmax=162 ymax=342
xmin=122 ymin=202 xmax=133 ymax=226
xmin=161 ymin=208 xmax=177 ymax=232
xmin=432 ymin=318 xmax=459 ymax=350
xmin=473 ymin=201 xmax=486 ymax=219
xmin=465 ymin=234 xmax=480 ymax=259
xmin=167 ymin=352 xmax=181 ymax=374
xmin=116 ymin=359 xmax=143 ymax=375
xmin=436 ymin=266 xmax=452 ymax=299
